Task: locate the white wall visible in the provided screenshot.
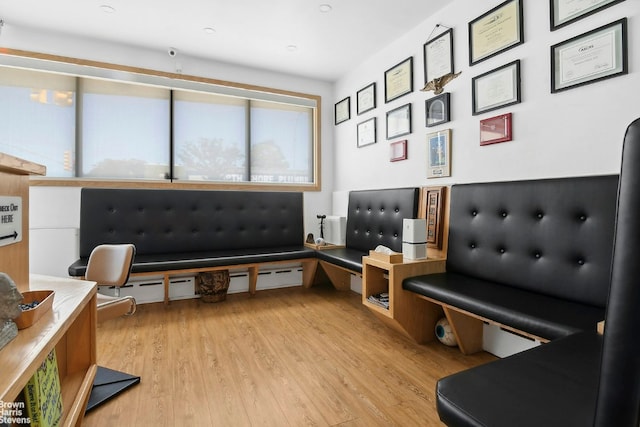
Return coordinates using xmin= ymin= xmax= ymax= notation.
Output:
xmin=7 ymin=1 xmax=640 ymax=273
xmin=0 ymin=27 xmax=335 ymax=274
xmin=333 ymin=0 xmax=640 ymax=206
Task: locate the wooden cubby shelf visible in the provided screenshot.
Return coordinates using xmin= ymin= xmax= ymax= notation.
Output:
xmin=362 ymin=255 xmax=446 ymax=343
xmin=0 ymin=274 xmax=97 ymax=427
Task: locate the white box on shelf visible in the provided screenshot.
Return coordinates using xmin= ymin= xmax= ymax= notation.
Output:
xmin=402 ymin=242 xmax=427 ymax=260
xmin=403 ymin=218 xmax=427 ymax=244
xmin=324 ymin=215 xmax=346 ymax=245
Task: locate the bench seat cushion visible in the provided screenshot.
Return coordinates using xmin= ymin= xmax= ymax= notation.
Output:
xmin=437 ymin=331 xmax=601 ymax=427
xmin=69 ymin=245 xmax=315 ymax=276
xmin=403 ymin=272 xmax=605 ymax=340
xmin=315 ymin=247 xmax=367 ymax=274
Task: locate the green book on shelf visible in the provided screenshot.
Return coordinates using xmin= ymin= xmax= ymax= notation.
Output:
xmin=23 ymin=349 xmax=63 ymax=427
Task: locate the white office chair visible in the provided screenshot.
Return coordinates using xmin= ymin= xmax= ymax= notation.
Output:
xmin=83 ymin=243 xmax=140 ymax=412
xmin=85 ymin=244 xmax=137 ymax=323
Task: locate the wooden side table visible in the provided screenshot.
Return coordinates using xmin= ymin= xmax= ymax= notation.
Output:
xmin=362 ymin=255 xmax=446 ymax=343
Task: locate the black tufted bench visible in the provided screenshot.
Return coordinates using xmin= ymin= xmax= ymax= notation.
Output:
xmin=432 ymin=118 xmax=640 ymax=427
xmin=312 ymin=188 xmax=420 ymax=290
xmin=402 ymin=175 xmax=618 ymax=353
xmin=68 ymin=188 xmax=316 ymax=303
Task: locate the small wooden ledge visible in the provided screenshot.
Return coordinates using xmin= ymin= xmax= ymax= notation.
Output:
xmin=0 ymin=152 xmax=46 ymax=176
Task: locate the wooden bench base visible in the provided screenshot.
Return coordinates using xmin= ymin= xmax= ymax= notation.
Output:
xmin=412 ymin=293 xmax=550 ymax=354
xmin=126 ymin=258 xmax=318 ymax=304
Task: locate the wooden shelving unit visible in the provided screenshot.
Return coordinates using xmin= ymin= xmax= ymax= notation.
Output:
xmin=0 ymin=274 xmax=97 ymax=427
xmin=362 ymin=255 xmax=446 ymax=343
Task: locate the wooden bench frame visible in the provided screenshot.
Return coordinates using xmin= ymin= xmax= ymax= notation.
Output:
xmin=86 ymin=258 xmax=318 ymax=304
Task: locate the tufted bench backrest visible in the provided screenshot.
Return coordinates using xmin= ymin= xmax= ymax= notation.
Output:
xmin=78 ymin=188 xmax=305 ymax=258
xmin=345 ymin=188 xmax=419 ymax=253
xmin=446 ymin=175 xmax=618 ymax=308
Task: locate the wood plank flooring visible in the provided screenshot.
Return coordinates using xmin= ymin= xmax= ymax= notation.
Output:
xmin=83 ymin=283 xmax=495 ymax=426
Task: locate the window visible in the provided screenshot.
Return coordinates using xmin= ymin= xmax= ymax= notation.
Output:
xmin=0 ymin=68 xmax=76 ymax=177
xmin=80 ymin=79 xmax=170 ymax=179
xmin=250 ymin=100 xmax=313 ymax=184
xmin=0 ymin=52 xmax=320 ymax=190
xmin=173 ymin=91 xmax=247 ymax=182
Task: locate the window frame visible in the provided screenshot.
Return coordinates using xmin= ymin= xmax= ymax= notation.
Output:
xmin=0 ymin=48 xmax=321 ymax=192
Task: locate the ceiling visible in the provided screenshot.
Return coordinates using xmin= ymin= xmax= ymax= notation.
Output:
xmin=0 ymin=0 xmax=450 ymax=82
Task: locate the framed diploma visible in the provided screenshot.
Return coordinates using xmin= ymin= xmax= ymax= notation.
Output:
xmin=551 ymin=18 xmax=627 ymax=93
xmin=427 ymin=129 xmax=451 ymax=179
xmin=390 ymin=140 xmax=408 ymax=162
xmin=357 ymin=82 xmax=376 ymax=115
xmin=425 ymin=93 xmax=450 ymax=127
xmin=469 ymin=0 xmax=524 ymax=66
xmin=386 ymin=103 xmax=412 ymax=140
xmin=424 ymin=28 xmax=454 ymax=84
xmin=334 ymin=97 xmax=350 ymax=125
xmin=550 ymin=0 xmax=625 ymax=31
xmin=357 ymin=117 xmax=377 ymax=148
xmin=385 ymin=57 xmax=413 ymax=103
xmin=472 ymin=60 xmax=521 ymax=116
xmin=480 ymin=113 xmax=512 ymax=145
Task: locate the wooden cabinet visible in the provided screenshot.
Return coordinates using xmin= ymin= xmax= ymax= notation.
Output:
xmin=362 ymin=255 xmax=446 ymax=343
xmin=0 ymin=274 xmax=97 ymax=427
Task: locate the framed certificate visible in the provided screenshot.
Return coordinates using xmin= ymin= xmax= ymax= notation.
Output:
xmin=480 ymin=113 xmax=512 ymax=145
xmin=550 ymin=0 xmax=625 ymax=31
xmin=469 ymin=0 xmax=524 ymax=66
xmin=384 ymin=57 xmax=413 ymax=103
xmin=427 ymin=129 xmax=451 ymax=179
xmin=334 ymin=97 xmax=350 ymax=125
xmin=390 ymin=140 xmax=408 ymax=162
xmin=472 ymin=60 xmax=521 ymax=116
xmin=551 ymin=18 xmax=627 ymax=93
xmin=357 ymin=82 xmax=376 ymax=115
xmin=386 ymin=103 xmax=412 ymax=140
xmin=424 ymin=28 xmax=454 ymax=84
xmin=357 ymin=117 xmax=377 ymax=148
xmin=425 ymin=93 xmax=450 ymax=127
xmin=421 ymin=186 xmax=446 ymax=249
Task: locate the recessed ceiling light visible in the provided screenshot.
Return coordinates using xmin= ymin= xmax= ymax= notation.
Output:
xmin=319 ymin=4 xmax=332 ymax=13
xmin=100 ymin=5 xmax=116 ymax=13
xmin=203 ymin=27 xmax=216 ymax=34
xmin=286 ymin=45 xmax=298 ymax=52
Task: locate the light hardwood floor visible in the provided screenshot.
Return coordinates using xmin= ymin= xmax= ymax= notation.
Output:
xmin=84 ymin=283 xmax=495 ymax=426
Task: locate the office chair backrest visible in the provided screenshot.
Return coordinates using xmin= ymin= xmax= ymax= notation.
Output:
xmin=85 ymin=244 xmax=136 ymax=287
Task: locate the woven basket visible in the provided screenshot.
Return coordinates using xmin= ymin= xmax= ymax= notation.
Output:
xmin=196 ymin=271 xmax=230 ymax=303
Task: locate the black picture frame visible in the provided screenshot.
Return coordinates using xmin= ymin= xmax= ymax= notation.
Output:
xmin=334 ymin=97 xmax=350 ymax=125
xmin=357 ymin=82 xmax=376 ymax=115
xmin=424 ymin=28 xmax=454 ymax=84
xmin=384 ymin=57 xmax=413 ymax=103
xmin=468 ymin=0 xmax=524 ymax=66
xmin=551 ymin=18 xmax=627 ymax=93
xmin=386 ymin=103 xmax=412 ymax=140
xmin=425 ymin=93 xmax=451 ymax=128
xmin=357 ymin=117 xmax=377 ymax=148
xmin=550 ymin=0 xmax=625 ymax=31
xmin=472 ymin=60 xmax=521 ymax=116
